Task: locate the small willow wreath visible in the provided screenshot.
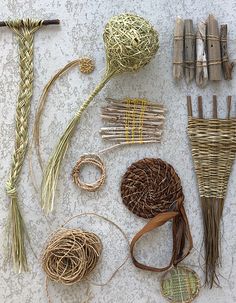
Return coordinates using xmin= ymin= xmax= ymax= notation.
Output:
xmin=72 ymin=154 xmax=106 ymax=191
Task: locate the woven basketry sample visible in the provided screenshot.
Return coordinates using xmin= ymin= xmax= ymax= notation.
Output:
xmin=187 ymin=95 xmax=236 ymax=287
xmin=101 ymin=98 xmax=165 ymax=145
xmin=161 ymin=266 xmax=201 ymax=303
xmin=188 ymin=118 xmax=236 ymax=198
xmin=120 ymin=158 xmax=183 ymax=218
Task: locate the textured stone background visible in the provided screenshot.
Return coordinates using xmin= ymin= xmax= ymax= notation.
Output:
xmin=0 ymin=0 xmax=236 ymax=302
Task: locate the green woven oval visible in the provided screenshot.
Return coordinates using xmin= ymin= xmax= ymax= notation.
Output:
xmin=161 ymin=266 xmax=201 ymax=303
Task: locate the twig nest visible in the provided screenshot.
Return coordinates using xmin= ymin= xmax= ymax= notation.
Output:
xmin=42 ymin=228 xmax=102 ymax=285
xmin=121 ymin=158 xmax=184 ymax=218
xmin=103 ymin=13 xmax=159 ymax=73
xmin=79 ymin=57 xmax=95 ymax=74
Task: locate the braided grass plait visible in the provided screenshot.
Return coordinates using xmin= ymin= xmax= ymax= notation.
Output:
xmin=5 ymin=19 xmax=43 ymax=272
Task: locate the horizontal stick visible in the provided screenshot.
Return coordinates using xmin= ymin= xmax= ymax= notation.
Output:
xmin=102 ymin=108 xmax=165 ymax=116
xmin=100 ymin=129 xmax=162 ymax=135
xmin=101 ymin=125 xmax=162 ymax=131
xmin=100 ymin=129 xmax=162 ymax=134
xmin=101 ymin=135 xmax=162 ymax=140
xmin=106 ymin=98 xmax=164 ymax=109
xmin=0 ymin=19 xmax=60 ymax=27
xmin=102 ymin=136 xmax=161 ymax=141
xmin=101 ymin=118 xmax=164 ymax=127
xmin=101 ymin=114 xmax=165 ymax=122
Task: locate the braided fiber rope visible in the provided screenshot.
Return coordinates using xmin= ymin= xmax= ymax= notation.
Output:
xmin=5 ymin=19 xmax=43 ymax=272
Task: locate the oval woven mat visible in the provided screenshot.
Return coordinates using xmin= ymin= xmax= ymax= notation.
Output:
xmin=161 ymin=266 xmax=201 ymax=303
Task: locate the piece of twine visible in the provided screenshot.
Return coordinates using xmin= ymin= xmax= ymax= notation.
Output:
xmin=5 ymin=19 xmax=43 ymax=273
xmin=40 ymin=13 xmax=159 ymax=214
xmin=41 ymin=213 xmax=130 ymax=303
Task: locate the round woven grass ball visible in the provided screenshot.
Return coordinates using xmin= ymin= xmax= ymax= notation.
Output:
xmin=161 ymin=266 xmax=201 ymax=303
xmin=42 ymin=228 xmax=102 ymax=285
xmin=103 ymin=13 xmax=159 ymax=73
xmin=120 ymin=158 xmax=184 ymax=218
xmin=79 ymin=57 xmax=95 ymax=74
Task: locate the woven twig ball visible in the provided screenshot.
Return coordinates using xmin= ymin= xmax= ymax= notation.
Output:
xmin=121 ymin=158 xmax=184 ymax=218
xmin=42 ymin=228 xmax=102 ymax=285
xmin=79 ymin=57 xmax=95 ymax=74
xmin=103 ymin=13 xmax=159 ymax=73
xmin=161 ymin=266 xmax=201 ymax=303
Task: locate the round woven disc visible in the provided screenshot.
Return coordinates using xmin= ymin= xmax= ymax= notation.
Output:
xmin=120 ymin=158 xmax=184 ymax=218
xmin=161 ymin=266 xmax=201 ymax=303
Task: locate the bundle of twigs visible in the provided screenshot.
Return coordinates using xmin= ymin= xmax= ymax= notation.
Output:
xmin=187 ymin=95 xmax=236 ymax=287
xmin=100 ymin=98 xmax=165 ymax=145
xmin=173 ymin=14 xmax=234 ymax=85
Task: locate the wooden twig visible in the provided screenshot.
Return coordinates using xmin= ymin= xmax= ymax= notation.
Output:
xmin=106 ymin=98 xmax=164 ymax=109
xmin=184 ymin=19 xmax=195 ymax=84
xmin=227 ymin=96 xmax=232 ymax=119
xmin=207 ymin=15 xmax=222 ymax=81
xmin=196 ymin=22 xmax=208 ymax=87
xmin=198 ymin=96 xmax=203 ymax=118
xmin=213 ymin=95 xmax=218 ymax=118
xmin=187 ymin=96 xmax=192 ymax=117
xmin=173 ymin=17 xmax=184 ymax=80
xmin=0 ymin=19 xmax=60 ymax=27
xmin=220 ymin=25 xmax=234 ymax=80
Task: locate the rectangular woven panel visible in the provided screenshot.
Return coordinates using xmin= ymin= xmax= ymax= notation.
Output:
xmin=188 ymin=117 xmax=236 ymax=198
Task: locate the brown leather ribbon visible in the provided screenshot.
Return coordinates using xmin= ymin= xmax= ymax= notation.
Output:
xmin=130 ymin=201 xmax=193 ymax=272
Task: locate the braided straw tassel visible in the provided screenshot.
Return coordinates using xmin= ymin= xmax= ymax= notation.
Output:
xmin=5 ymin=19 xmax=43 ymax=272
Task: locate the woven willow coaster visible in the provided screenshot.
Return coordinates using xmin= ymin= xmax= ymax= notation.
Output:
xmin=161 ymin=266 xmax=201 ymax=303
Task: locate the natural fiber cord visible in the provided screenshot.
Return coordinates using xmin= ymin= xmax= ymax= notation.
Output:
xmin=5 ymin=19 xmax=43 ymax=272
xmin=41 ymin=13 xmax=159 ymax=214
xmin=42 ymin=213 xmax=130 ymax=303
xmin=42 ymin=228 xmax=102 ymax=285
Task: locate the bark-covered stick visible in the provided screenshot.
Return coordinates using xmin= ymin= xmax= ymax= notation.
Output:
xmin=173 ymin=17 xmax=184 ymax=80
xmin=220 ymin=24 xmax=234 ymax=80
xmin=207 ymin=14 xmax=222 ymax=81
xmin=196 ymin=22 xmax=208 ymax=87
